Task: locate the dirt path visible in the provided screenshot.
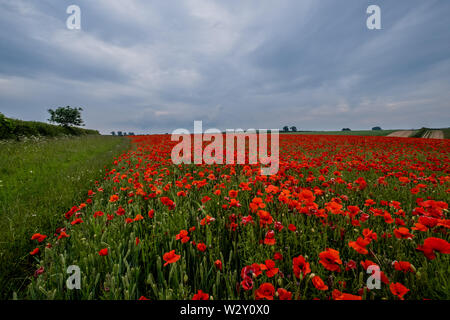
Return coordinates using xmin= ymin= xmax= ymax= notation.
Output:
xmin=387 ymin=130 xmax=414 ymax=137
xmin=424 ymin=130 xmax=444 ymax=139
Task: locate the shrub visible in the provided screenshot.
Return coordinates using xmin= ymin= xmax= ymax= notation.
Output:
xmin=0 ymin=114 xmax=99 ymax=139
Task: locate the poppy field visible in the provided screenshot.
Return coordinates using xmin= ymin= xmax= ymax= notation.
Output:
xmin=26 ymin=134 xmax=450 ymax=300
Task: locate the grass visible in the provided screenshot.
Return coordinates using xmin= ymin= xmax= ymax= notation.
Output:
xmin=281 ymin=130 xmax=396 ymax=136
xmin=0 ymin=135 xmax=130 ymax=299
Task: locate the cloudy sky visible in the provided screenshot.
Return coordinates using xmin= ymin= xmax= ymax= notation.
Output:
xmin=0 ymin=0 xmax=449 ymax=134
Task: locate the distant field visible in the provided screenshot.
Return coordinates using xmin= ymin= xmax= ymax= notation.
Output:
xmin=283 ymin=129 xmax=449 ymax=138
xmin=281 ymin=130 xmax=396 ymax=136
xmin=0 ymin=135 xmax=130 ymax=299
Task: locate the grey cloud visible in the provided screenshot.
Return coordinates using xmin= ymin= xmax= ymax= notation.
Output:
xmin=0 ymin=0 xmax=449 ymax=134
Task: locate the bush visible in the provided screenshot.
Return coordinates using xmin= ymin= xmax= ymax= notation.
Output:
xmin=0 ymin=114 xmax=99 ymax=139
xmin=0 ymin=113 xmax=16 ymax=138
xmin=411 ymin=127 xmax=428 ymax=138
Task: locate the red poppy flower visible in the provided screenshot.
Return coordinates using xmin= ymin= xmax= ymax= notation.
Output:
xmin=71 ymin=218 xmax=83 ymax=225
xmin=319 ymin=248 xmax=342 ymax=272
xmin=57 ymin=231 xmax=70 ymax=240
xmin=255 ymin=283 xmax=275 ymax=300
xmin=349 ymin=237 xmax=370 ymax=255
xmin=98 ymin=248 xmax=108 ymax=256
xmin=264 ymin=230 xmax=276 ymax=245
xmin=416 ymin=237 xmax=450 ymax=260
xmin=277 ymin=288 xmax=292 ymax=300
xmin=228 ymin=190 xmax=238 ymax=198
xmin=345 ymin=260 xmax=357 ymax=271
xmin=292 ymin=255 xmax=311 ymax=278
xmin=332 ymin=289 xmax=362 ymax=300
xmin=163 ymin=250 xmax=181 ymax=266
xmin=257 ymin=210 xmax=273 ymax=227
xmin=214 ymin=259 xmax=223 ymax=271
xmin=160 ymin=197 xmax=176 ymax=210
xmin=175 ymin=230 xmax=190 ymax=243
xmin=197 ymin=242 xmax=207 ymax=252
xmin=109 ymin=195 xmax=119 ymax=202
xmin=31 ymin=233 xmax=47 ymax=243
xmin=312 ymin=275 xmax=328 ymax=291
xmin=250 ymin=197 xmax=266 ymax=212
xmin=201 ymin=196 xmax=211 ymax=203
xmin=260 ymin=259 xmax=279 ymax=278
xmin=393 ymin=227 xmax=414 ymax=240
xmin=200 ymin=215 xmax=215 ymax=226
xmin=30 ymin=248 xmax=39 ymax=255
xmin=393 ymin=261 xmax=414 ymax=273
xmin=389 ymin=282 xmax=409 ymax=300
xmin=192 ymin=290 xmax=209 ymax=300
xmin=362 ymin=228 xmax=377 ymax=242
xmin=240 ymin=276 xmax=253 ymax=291
xmin=273 ymin=252 xmax=283 ymax=261
xmin=116 ymin=206 xmax=126 ymax=216
xmin=93 ymin=211 xmax=104 ymax=218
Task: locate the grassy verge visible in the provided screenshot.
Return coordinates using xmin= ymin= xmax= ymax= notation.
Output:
xmin=0 ymin=135 xmax=130 ymax=299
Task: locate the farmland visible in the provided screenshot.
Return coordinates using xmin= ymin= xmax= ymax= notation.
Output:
xmin=283 ymin=130 xmax=396 ymax=136
xmin=22 ymin=134 xmax=450 ymax=300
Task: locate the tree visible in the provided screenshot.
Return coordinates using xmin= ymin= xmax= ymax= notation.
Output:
xmin=283 ymin=126 xmax=289 ymax=132
xmin=48 ymin=106 xmax=84 ymax=127
xmin=290 ymin=126 xmax=297 ymax=132
xmin=0 ymin=112 xmax=15 ymax=138
xmin=111 ymin=131 xmax=116 ymax=136
xmin=342 ymin=128 xmax=351 ymax=131
xmin=372 ymin=126 xmax=382 ymax=131
xmin=117 ymin=131 xmax=123 ymax=136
